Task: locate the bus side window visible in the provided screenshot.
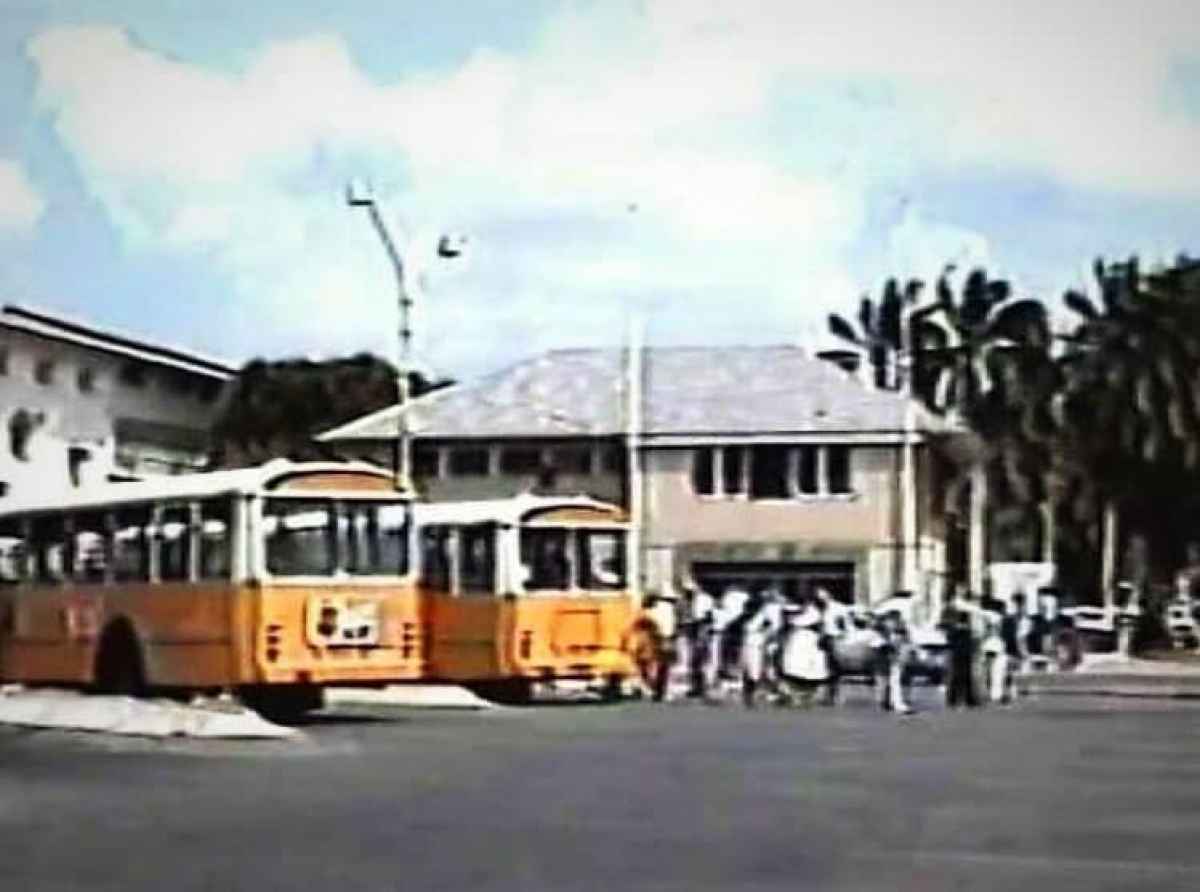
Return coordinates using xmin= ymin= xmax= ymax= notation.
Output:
xmin=30 ymin=516 xmax=70 ymax=585
xmin=459 ymin=524 xmax=495 ymax=595
xmin=199 ymin=499 xmax=232 ymax=580
xmin=113 ymin=506 xmax=151 ymax=583
xmin=420 ymin=526 xmax=452 ymax=592
xmin=72 ymin=511 xmax=110 ymax=584
xmin=158 ymin=505 xmax=193 ymax=582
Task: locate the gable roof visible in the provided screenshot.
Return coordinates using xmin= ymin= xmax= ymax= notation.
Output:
xmin=320 ymin=345 xmax=947 ymax=444
xmin=1 ymin=304 xmax=236 ymax=380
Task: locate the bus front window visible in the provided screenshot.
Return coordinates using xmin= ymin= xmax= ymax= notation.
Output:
xmin=578 ymin=529 xmax=626 ymax=590
xmin=264 ymin=500 xmax=335 ymax=576
xmin=341 ymin=502 xmax=409 ymax=576
xmin=520 ymin=528 xmax=571 ymax=591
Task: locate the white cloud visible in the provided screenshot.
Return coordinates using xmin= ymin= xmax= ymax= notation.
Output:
xmin=885 ymin=208 xmax=992 ymax=284
xmin=0 ymin=159 xmax=45 ymax=231
xmin=22 ymin=1 xmax=1200 ymax=370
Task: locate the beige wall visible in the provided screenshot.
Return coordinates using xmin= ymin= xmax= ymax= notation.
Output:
xmin=642 ymin=446 xmax=901 ymax=547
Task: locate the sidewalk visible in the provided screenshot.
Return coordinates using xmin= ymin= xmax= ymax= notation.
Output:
xmin=1020 ymin=653 xmax=1200 ymax=699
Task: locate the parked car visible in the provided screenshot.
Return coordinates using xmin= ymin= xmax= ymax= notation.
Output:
xmin=905 ymin=625 xmax=948 ymax=685
xmin=828 ymin=611 xmax=946 ymax=685
xmin=1061 ymin=605 xmax=1116 ymax=652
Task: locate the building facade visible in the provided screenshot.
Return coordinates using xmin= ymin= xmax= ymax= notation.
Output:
xmin=0 ymin=304 xmax=235 ymax=499
xmin=322 ymin=346 xmax=954 ymax=617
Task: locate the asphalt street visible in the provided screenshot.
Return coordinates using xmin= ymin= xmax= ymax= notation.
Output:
xmin=2 ymin=687 xmax=1199 ymax=892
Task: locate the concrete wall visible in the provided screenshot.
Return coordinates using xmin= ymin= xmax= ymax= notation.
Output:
xmin=0 ymin=327 xmax=228 ymax=497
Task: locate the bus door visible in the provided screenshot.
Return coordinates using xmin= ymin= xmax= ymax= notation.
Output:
xmin=424 ymin=523 xmax=504 ymax=681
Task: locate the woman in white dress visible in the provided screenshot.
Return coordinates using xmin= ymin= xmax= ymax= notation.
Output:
xmin=777 ymin=595 xmax=831 ymax=705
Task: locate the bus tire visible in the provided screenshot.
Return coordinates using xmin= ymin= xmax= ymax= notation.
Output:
xmin=92 ymin=619 xmax=147 ymax=698
xmin=240 ymin=685 xmax=324 ymax=724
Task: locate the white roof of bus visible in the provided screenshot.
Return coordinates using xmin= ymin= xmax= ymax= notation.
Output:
xmin=413 ymin=493 xmax=626 ymax=527
xmin=0 ymin=460 xmax=400 ymax=517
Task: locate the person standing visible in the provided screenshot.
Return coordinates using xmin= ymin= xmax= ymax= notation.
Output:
xmin=875 ymin=606 xmax=913 ymax=714
xmin=682 ymin=580 xmax=716 ymax=699
xmin=981 ymin=597 xmax=1007 ymax=705
xmin=711 ymin=584 xmax=750 ymax=696
xmin=816 ymin=588 xmax=852 ymax=707
xmin=999 ymin=597 xmax=1027 ymax=704
xmin=646 ymin=590 xmax=680 ymax=702
xmin=943 ymin=605 xmax=980 ymax=708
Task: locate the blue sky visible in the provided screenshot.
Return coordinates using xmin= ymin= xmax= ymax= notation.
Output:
xmin=0 ymin=0 xmax=1198 ymax=377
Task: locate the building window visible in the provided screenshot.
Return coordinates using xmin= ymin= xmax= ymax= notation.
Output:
xmin=600 ymin=444 xmax=627 ymax=475
xmin=499 ymin=446 xmax=543 ymax=476
xmin=446 ymin=446 xmax=491 ymax=477
xmin=690 ymin=444 xmax=855 ymax=499
xmin=77 ymin=367 xmax=96 ymax=393
xmin=721 ymin=446 xmax=747 ymax=496
xmin=413 ymin=445 xmax=440 ymax=479
xmin=119 ymin=362 xmax=148 ymax=389
xmin=552 ymin=445 xmax=593 ymax=476
xmin=33 ymin=357 xmax=55 ymax=386
xmin=826 ymin=445 xmax=851 ymax=495
xmin=749 ymin=445 xmax=790 ymax=499
xmin=795 ymin=446 xmax=819 ymax=495
xmin=691 ymin=448 xmax=716 ymax=495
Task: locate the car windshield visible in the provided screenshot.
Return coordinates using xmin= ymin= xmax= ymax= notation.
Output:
xmin=263 ymin=498 xmax=409 ymax=577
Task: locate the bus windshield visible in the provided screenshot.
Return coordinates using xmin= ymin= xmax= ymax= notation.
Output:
xmin=263 ymin=498 xmax=409 ymax=577
xmin=520 ymin=527 xmax=626 ymax=591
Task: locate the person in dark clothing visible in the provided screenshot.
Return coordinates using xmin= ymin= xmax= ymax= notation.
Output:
xmin=943 ymin=607 xmax=980 ymax=708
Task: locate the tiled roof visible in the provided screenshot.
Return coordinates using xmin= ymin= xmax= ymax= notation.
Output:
xmin=320 ymin=346 xmax=946 ymax=442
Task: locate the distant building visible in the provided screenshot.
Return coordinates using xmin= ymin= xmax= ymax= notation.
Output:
xmin=0 ymin=304 xmax=235 ymax=499
xmin=321 ymin=345 xmax=957 ymax=614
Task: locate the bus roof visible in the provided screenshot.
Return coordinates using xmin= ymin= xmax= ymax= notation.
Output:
xmin=0 ymin=459 xmax=403 ymax=517
xmin=413 ymin=493 xmax=627 ymax=528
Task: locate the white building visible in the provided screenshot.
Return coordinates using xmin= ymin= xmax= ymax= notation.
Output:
xmin=0 ymin=304 xmax=236 ymax=499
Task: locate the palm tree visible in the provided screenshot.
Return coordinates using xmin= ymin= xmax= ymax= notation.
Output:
xmin=827 ymin=278 xmax=924 ymax=392
xmin=1057 ymin=256 xmax=1200 ymax=599
xmin=912 ymin=267 xmax=1052 ymax=593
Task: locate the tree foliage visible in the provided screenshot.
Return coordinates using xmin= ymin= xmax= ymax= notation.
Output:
xmin=208 ymin=353 xmax=451 ymax=468
xmin=826 ymin=253 xmax=1200 ymax=590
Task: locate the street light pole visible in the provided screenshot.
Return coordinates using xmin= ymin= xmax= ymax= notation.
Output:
xmin=346 ymin=183 xmax=415 ymax=494
xmin=899 ymin=309 xmax=920 ymax=604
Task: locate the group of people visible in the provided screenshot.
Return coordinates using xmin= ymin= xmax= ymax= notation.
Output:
xmin=634 ymin=581 xmax=920 ymax=714
xmin=631 ymin=580 xmax=1064 ymax=714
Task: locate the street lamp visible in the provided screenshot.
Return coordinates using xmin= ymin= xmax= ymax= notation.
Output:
xmin=346 ymin=181 xmax=465 ymax=492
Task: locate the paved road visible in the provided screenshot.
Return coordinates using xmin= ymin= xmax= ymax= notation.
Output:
xmin=3 ymin=688 xmax=1199 ymax=892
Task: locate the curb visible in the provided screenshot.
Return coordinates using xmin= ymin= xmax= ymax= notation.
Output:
xmin=324 ymin=685 xmax=498 ymax=710
xmin=1019 ymin=674 xmax=1200 ymax=699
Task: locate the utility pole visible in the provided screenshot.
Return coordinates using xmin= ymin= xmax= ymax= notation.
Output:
xmin=346 ymin=182 xmax=465 ymax=493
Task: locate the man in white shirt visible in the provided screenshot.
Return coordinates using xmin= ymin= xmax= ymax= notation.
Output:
xmin=816 ymin=588 xmax=852 ymax=706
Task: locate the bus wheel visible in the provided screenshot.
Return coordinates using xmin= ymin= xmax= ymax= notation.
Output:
xmin=93 ymin=620 xmax=148 ymax=698
xmin=240 ymin=685 xmax=324 ymax=724
xmin=599 ymin=674 xmax=625 ymax=702
xmin=467 ymin=679 xmax=533 ymax=706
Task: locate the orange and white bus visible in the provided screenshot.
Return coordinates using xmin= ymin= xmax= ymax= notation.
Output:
xmin=0 ymin=460 xmax=423 ymax=719
xmin=415 ymin=494 xmax=638 ymax=702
